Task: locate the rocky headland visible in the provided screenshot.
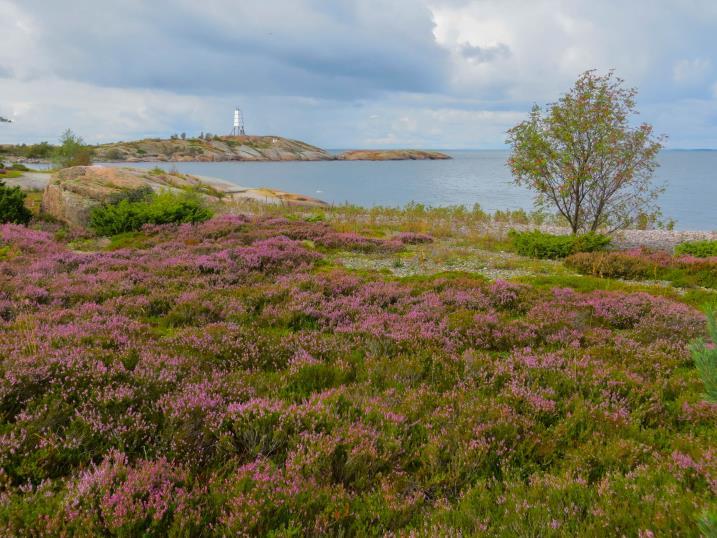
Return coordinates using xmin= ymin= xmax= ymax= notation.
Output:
xmin=2 ymin=136 xmax=452 ymax=163
xmin=95 ymin=138 xmax=452 ymax=162
xmin=40 ymin=166 xmax=327 ymax=228
xmin=94 ymin=136 xmax=334 ymax=162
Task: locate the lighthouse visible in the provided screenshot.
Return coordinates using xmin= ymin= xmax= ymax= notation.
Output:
xmin=231 ymin=107 xmax=245 ymax=136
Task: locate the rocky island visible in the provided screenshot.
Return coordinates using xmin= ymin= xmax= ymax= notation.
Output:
xmin=1 ymin=136 xmax=451 ymax=163
xmin=94 ymin=135 xmax=334 ymax=162
xmin=337 ymin=149 xmax=451 ymax=160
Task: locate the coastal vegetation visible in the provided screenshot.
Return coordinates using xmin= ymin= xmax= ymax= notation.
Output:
xmin=508 ymin=230 xmax=611 ymax=259
xmin=0 ymin=179 xmax=32 ymax=224
xmin=566 ymin=248 xmax=717 ymax=289
xmin=0 ymin=185 xmax=716 ymax=534
xmin=51 ymin=130 xmax=93 ymax=169
xmin=677 ymin=240 xmax=717 ymax=258
xmin=0 ymin=162 xmax=23 ymax=180
xmin=0 ymin=70 xmax=715 ymax=534
xmin=507 ymin=70 xmax=664 ymax=233
xmin=89 ymin=189 xmax=213 ymax=235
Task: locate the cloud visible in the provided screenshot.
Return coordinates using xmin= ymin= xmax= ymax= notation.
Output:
xmin=2 ymin=0 xmax=717 ymax=147
xmin=460 ymin=42 xmax=510 ymax=63
xmin=11 ymin=0 xmax=449 ymax=99
xmin=673 ymin=58 xmax=711 ymax=85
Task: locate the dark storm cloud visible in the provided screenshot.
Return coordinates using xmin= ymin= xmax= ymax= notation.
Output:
xmin=17 ymin=0 xmax=449 ymax=99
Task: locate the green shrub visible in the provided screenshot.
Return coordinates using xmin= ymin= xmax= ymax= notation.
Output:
xmin=0 ymin=180 xmax=32 ymax=225
xmin=90 ymin=190 xmax=212 ymax=236
xmin=509 ymin=230 xmax=611 ymax=259
xmin=675 ymin=240 xmax=717 ymax=258
xmin=10 ymin=163 xmax=29 ymax=172
xmin=106 ymin=185 xmax=154 ymax=205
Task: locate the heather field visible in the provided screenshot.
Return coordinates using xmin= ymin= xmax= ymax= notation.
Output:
xmin=1 ymin=213 xmax=716 ymax=536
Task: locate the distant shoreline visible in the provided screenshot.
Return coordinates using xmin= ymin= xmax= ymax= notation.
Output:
xmin=1 ymin=135 xmax=452 ymax=164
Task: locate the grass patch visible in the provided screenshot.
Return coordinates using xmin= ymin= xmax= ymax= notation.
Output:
xmin=0 ymin=170 xmax=22 ymax=179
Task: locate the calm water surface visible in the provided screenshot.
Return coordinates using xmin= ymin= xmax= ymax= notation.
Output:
xmin=107 ymin=150 xmax=716 ymax=231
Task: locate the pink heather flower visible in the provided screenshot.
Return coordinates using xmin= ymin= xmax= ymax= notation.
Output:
xmin=288 ymin=349 xmax=321 ymax=374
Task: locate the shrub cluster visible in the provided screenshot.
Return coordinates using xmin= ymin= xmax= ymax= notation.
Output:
xmin=89 ymin=189 xmax=213 ymax=235
xmin=566 ymin=248 xmax=717 ymax=289
xmin=0 ymin=180 xmax=32 ymax=225
xmin=0 ymin=216 xmax=713 ymax=535
xmin=509 ymin=229 xmax=611 ymax=259
xmin=676 ymin=240 xmax=717 ymax=258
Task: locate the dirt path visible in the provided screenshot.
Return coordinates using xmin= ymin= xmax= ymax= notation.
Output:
xmin=3 ymin=172 xmax=51 ymax=191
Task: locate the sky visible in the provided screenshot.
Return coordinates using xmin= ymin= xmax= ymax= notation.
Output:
xmin=1 ymin=0 xmax=717 ymax=149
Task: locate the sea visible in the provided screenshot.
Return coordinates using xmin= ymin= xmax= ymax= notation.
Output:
xmin=104 ymin=150 xmax=716 ymax=231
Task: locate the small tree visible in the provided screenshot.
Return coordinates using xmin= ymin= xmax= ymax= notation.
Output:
xmin=53 ymin=129 xmax=93 ymax=169
xmin=507 ymin=70 xmax=665 ymax=233
xmin=0 ymin=180 xmax=32 ymax=224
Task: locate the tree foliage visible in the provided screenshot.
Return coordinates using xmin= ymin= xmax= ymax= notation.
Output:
xmin=507 ymin=70 xmax=665 ymax=233
xmin=52 ymin=129 xmax=93 ymax=169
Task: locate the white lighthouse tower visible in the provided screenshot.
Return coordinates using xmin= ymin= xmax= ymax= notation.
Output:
xmin=231 ymin=107 xmax=245 ymax=136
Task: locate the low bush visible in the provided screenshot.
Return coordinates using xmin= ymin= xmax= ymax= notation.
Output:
xmin=676 ymin=240 xmax=717 ymax=258
xmin=102 ymin=148 xmax=126 ymax=161
xmin=105 ymin=185 xmax=154 ymax=205
xmin=90 ymin=190 xmax=212 ymax=236
xmin=0 ymin=216 xmax=714 ymax=535
xmin=509 ymin=230 xmax=610 ymax=259
xmin=0 ymin=180 xmax=32 ymax=225
xmin=565 ymin=251 xmax=654 ymax=280
xmin=566 ymin=248 xmax=717 ymax=289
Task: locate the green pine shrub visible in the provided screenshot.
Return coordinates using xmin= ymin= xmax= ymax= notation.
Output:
xmin=0 ymin=180 xmax=32 ymax=225
xmin=90 ymin=189 xmax=212 ymax=236
xmin=676 ymin=240 xmax=717 ymax=258
xmin=509 ymin=230 xmax=611 ymax=259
